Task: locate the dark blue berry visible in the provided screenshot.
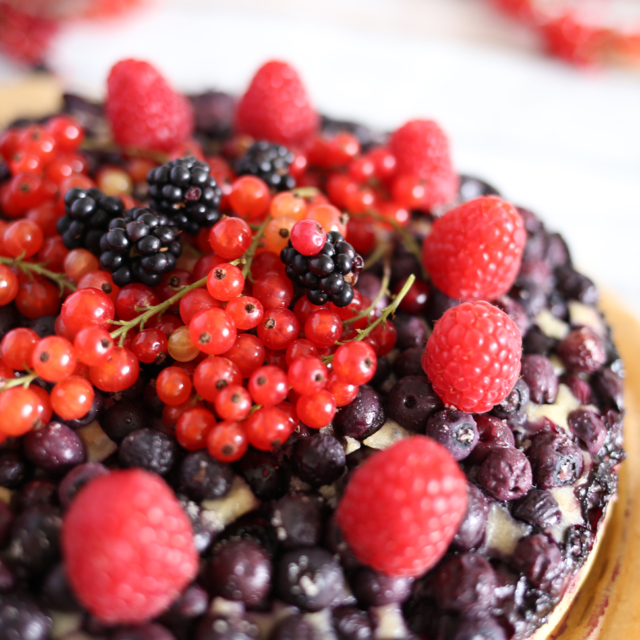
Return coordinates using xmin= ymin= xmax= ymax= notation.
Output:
xmin=568 ymin=409 xmax=607 ymax=454
xmin=332 ymin=606 xmax=373 ymax=640
xmin=557 ymin=328 xmax=606 ymax=374
xmin=57 ymin=462 xmax=109 ymax=509
xmin=393 ymin=314 xmax=428 ymax=350
xmin=268 ymin=615 xmax=318 ymax=640
xmin=26 ymin=315 xmax=57 ymax=338
xmin=528 ymin=432 xmax=584 ymax=488
xmin=293 ymin=433 xmax=345 ymax=487
xmin=0 ymin=557 xmax=15 ymax=593
xmin=110 ymin=624 xmax=176 ymax=640
xmin=16 ymin=480 xmax=57 ymax=511
xmin=43 ymin=562 xmax=79 ymax=611
xmin=351 ymin=567 xmax=412 ymax=607
xmin=555 ymin=265 xmax=598 ymax=304
xmin=334 ymin=385 xmax=385 ymax=440
xmin=477 ymin=448 xmax=532 ymax=501
xmin=23 ymin=422 xmax=86 ymax=475
xmin=521 ymin=355 xmax=558 ymax=404
xmin=468 ymin=416 xmax=516 ymax=464
xmin=235 ymin=141 xmax=295 ymax=191
xmin=270 ymin=493 xmax=321 ymax=549
xmin=0 ymin=594 xmax=51 ymax=640
xmin=458 ymin=174 xmax=501 ymax=201
xmin=178 ymin=451 xmax=234 ymax=501
xmin=102 ymin=400 xmax=151 ymax=442
xmin=235 ymin=450 xmax=288 ymax=501
xmin=0 ymin=501 xmax=12 ymax=548
xmin=491 ymin=379 xmax=530 ymax=420
xmin=60 ymin=388 xmax=104 ymax=428
xmin=276 ymin=547 xmax=345 ymax=611
xmin=452 ymin=483 xmax=489 ymax=552
xmin=512 ymin=534 xmax=563 ymax=590
xmin=426 ymin=409 xmax=478 ymax=461
xmin=594 ymin=368 xmax=624 ymax=411
xmin=208 ymin=539 xmax=271 ymax=606
xmin=451 ymin=616 xmax=507 ymax=640
xmin=0 ymin=451 xmax=26 ymax=488
xmin=386 ymin=376 xmax=442 ymax=432
xmin=392 ymin=347 xmax=425 ymax=379
xmin=512 ymin=489 xmax=561 ymax=531
xmin=118 ymin=428 xmax=177 ymax=476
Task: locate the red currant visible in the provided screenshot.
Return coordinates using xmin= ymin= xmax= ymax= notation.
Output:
xmin=223 ymin=333 xmax=265 ymax=378
xmin=77 ymin=270 xmax=119 ymax=303
xmin=327 ymin=372 xmax=359 ymax=407
xmin=288 ymin=356 xmax=328 ymax=395
xmin=168 ymin=326 xmax=200 ymax=362
xmin=248 ymin=365 xmax=288 ymax=407
xmin=225 ymin=296 xmax=264 ymax=331
xmin=1 ymin=327 xmax=39 ymax=371
xmin=0 ymin=387 xmax=43 ymax=436
xmin=155 ymin=270 xmax=193 ymax=304
xmin=207 ymin=420 xmax=248 ymax=463
xmin=290 ymin=219 xmax=326 ymax=256
xmin=61 ymin=288 xmax=115 ymax=337
xmin=214 ymin=384 xmax=252 ymax=421
xmin=296 ymin=390 xmax=336 ymax=429
xmin=257 ymin=308 xmax=299 ymax=351
xmin=206 ymin=263 xmax=245 ymax=301
xmin=346 ymin=217 xmax=376 ymax=255
xmin=0 ymin=264 xmax=19 ymax=305
xmin=270 ymin=191 xmax=307 ymax=221
xmin=74 ymin=326 xmax=114 ymax=367
xmin=395 ymin=277 xmax=429 ymax=315
xmin=250 ymin=251 xmax=285 ymax=279
xmin=132 ymin=328 xmax=168 ymax=364
xmin=305 ymin=309 xmax=343 ymax=348
xmin=30 ymin=384 xmax=53 ymax=424
xmin=333 ymin=341 xmax=377 ymax=385
xmin=32 ymin=336 xmax=77 ymax=382
xmin=228 ymin=176 xmax=271 ymax=220
xmin=115 ymin=284 xmax=159 ymax=322
xmin=293 ymin=296 xmax=328 ymax=325
xmin=179 ymin=289 xmax=219 ymax=325
xmin=209 ymin=217 xmax=252 ymax=259
xmin=189 ymin=308 xmax=237 ymax=355
xmin=37 ymin=236 xmax=69 ymax=273
xmin=156 ymin=366 xmax=192 ymax=406
xmin=3 ymin=219 xmax=43 ymax=258
xmin=176 ymin=407 xmax=216 ymax=451
xmin=47 ymin=115 xmax=84 ymax=151
xmin=264 ymin=216 xmax=296 ymax=254
xmin=193 ymin=253 xmax=226 ymax=280
xmin=305 ymin=203 xmax=347 ymax=237
xmin=193 ymin=356 xmax=242 ymax=403
xmin=64 ymin=249 xmax=99 ymax=283
xmin=89 ymin=346 xmax=139 ymax=392
xmin=285 ymin=338 xmax=317 ymax=365
xmin=252 ymin=272 xmax=293 ymax=310
xmin=245 ymin=406 xmax=294 ymax=451
xmin=25 ymin=201 xmax=61 ymax=237
xmin=15 ymin=277 xmax=61 ymax=320
xmin=50 ymin=375 xmax=94 ymax=421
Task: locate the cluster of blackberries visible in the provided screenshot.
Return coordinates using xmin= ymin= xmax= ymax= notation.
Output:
xmin=235 ymin=141 xmax=296 ymax=191
xmin=57 ymin=188 xmax=126 ymax=255
xmin=147 ymin=156 xmax=222 ymax=235
xmin=99 ymin=207 xmax=182 ymax=287
xmin=281 ymin=232 xmax=363 ymax=307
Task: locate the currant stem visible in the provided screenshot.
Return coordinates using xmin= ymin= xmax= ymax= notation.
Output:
xmin=241 ymin=215 xmax=271 ymax=279
xmin=0 ymin=372 xmax=38 ymax=391
xmin=0 ymin=256 xmax=76 ymax=293
xmin=110 ymin=276 xmax=208 ymax=342
xmin=324 ymin=273 xmax=416 ymax=364
xmin=343 ymin=259 xmax=391 ymax=326
xmin=362 ymin=242 xmax=391 ymax=271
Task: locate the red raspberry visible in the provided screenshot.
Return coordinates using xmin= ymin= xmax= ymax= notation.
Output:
xmin=106 ymin=59 xmax=194 ymax=152
xmin=62 ymin=469 xmax=198 ymax=624
xmin=235 ymin=60 xmax=318 ymax=145
xmin=0 ymin=3 xmax=57 ymax=66
xmin=388 ymin=119 xmax=458 ymax=208
xmin=423 ymin=196 xmax=526 ymax=301
xmin=422 ymin=301 xmax=522 ymax=413
xmin=336 ymin=436 xmax=467 ymax=577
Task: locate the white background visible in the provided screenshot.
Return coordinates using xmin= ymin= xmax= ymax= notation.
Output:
xmin=1 ymin=0 xmax=639 ymax=314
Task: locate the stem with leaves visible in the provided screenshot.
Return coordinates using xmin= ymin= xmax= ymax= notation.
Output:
xmin=0 ymin=256 xmax=76 ymax=294
xmin=324 ymin=274 xmax=415 ymax=363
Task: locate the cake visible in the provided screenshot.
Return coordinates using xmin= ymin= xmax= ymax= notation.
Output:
xmin=0 ymin=59 xmax=626 ymax=640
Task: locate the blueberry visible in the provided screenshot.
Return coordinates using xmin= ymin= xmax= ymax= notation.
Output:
xmin=324 ymin=515 xmax=362 ymax=572
xmin=332 ymin=606 xmax=373 ymax=640
xmin=568 ymin=409 xmax=607 ymax=454
xmin=178 ymin=451 xmax=234 ymax=501
xmin=477 ymin=448 xmax=532 ymax=501
xmin=391 ymin=254 xmax=422 ymax=287
xmin=110 ymin=624 xmax=176 ymax=640
xmin=26 ymin=315 xmax=57 ymax=338
xmin=393 ymin=314 xmax=429 ymax=350
xmin=208 ymin=539 xmax=271 ymax=606
xmin=119 ymin=428 xmax=177 ymax=476
xmin=432 ymin=553 xmax=497 ymax=615
xmin=386 ymin=376 xmax=442 ymax=432
xmin=0 ymin=303 xmax=19 ymax=339
xmin=345 ymin=445 xmax=378 ymax=470
xmin=425 ymin=286 xmax=460 ymax=325
xmin=544 ymin=232 xmax=570 ymax=269
xmin=268 ymin=615 xmax=318 ymax=640
xmin=560 ymin=374 xmax=592 ymax=404
xmin=195 ymin=612 xmax=259 ymax=640
xmin=522 ymin=326 xmax=555 ymax=356
xmin=426 ymin=409 xmax=478 ymax=461
xmin=555 ymin=265 xmax=598 ymax=304
xmin=0 ymin=451 xmax=26 ymax=488
xmin=521 ymin=355 xmax=558 ymax=404
xmin=0 ymin=557 xmax=15 ymax=593
xmin=515 ymin=260 xmax=553 ymax=293
xmin=593 ymin=368 xmax=624 ymax=411
xmin=8 ymin=505 xmax=61 ymax=575
xmin=369 ymin=356 xmax=391 ymax=389
xmin=512 ymin=534 xmax=562 ymax=590
xmin=458 ymin=175 xmax=501 ymax=201
xmin=0 ymin=502 xmax=12 ymax=547
xmin=293 ymin=433 xmax=345 ymax=487
xmin=557 ymin=328 xmax=606 ymax=374
xmin=159 ymin=583 xmax=209 ymax=636
xmin=452 ymin=484 xmax=490 ymax=551
xmin=102 ymin=400 xmax=151 ymax=442
xmin=352 ymin=567 xmax=412 ymax=607
xmin=276 ymin=547 xmax=345 ymax=611
xmin=493 ymin=295 xmax=529 ymax=336
xmin=492 ymin=379 xmax=530 ymax=420
xmin=0 ymin=594 xmax=51 ymax=640
xmin=468 ymin=416 xmax=515 ymax=464
xmin=392 ymin=347 xmax=425 ymax=379
xmin=61 ymin=389 xmax=104 ymax=428
xmin=235 ymin=450 xmax=288 ymax=501
xmin=528 ymin=432 xmax=584 ymax=488
xmin=334 ymin=385 xmax=385 ymax=440
xmin=23 ymin=422 xmax=86 ymax=474
xmin=508 ymin=281 xmax=546 ymax=317
xmin=16 ymin=480 xmax=57 ymax=511
xmin=512 ymin=489 xmax=561 ymax=530
xmin=451 ymin=616 xmax=507 ymax=640
xmin=43 ymin=562 xmax=79 ymax=611
xmin=58 ymin=462 xmax=109 ymax=509
xmin=270 ymin=493 xmax=321 ymax=549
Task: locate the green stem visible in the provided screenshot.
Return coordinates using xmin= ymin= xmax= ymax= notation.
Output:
xmin=241 ymin=215 xmax=271 ymax=279
xmin=323 ymin=274 xmax=416 ymax=364
xmin=0 ymin=256 xmax=76 ymax=294
xmin=0 ymin=372 xmax=38 ymax=391
xmin=291 ymin=187 xmax=321 ymax=199
xmin=343 ymin=259 xmax=391 ymax=326
xmin=362 ymin=241 xmax=391 ymax=271
xmin=110 ymin=276 xmax=208 ymax=342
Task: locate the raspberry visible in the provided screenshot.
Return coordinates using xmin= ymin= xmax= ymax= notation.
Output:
xmin=423 ymin=196 xmax=526 ymax=301
xmin=62 ymin=469 xmax=198 ymax=624
xmin=235 ymin=60 xmax=318 ymax=145
xmin=422 ymin=301 xmax=522 ymax=414
xmin=336 ymin=436 xmax=467 ymax=577
xmin=0 ymin=4 xmax=57 ymax=66
xmin=388 ymin=119 xmax=458 ymax=209
xmin=106 ymin=59 xmax=194 ymax=152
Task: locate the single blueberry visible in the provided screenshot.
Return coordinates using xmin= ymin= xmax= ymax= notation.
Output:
xmin=386 ymin=376 xmax=442 ymax=432
xmin=477 ymin=448 xmax=532 ymax=501
xmin=334 ymin=385 xmax=385 ymax=440
xmin=426 ymin=409 xmax=478 ymax=461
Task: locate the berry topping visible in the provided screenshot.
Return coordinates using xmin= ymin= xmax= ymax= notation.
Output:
xmin=336 ymin=436 xmax=467 ymax=577
xmin=235 ymin=140 xmax=296 ymax=191
xmin=423 ymin=196 xmax=526 ymax=301
xmin=557 ymin=327 xmax=607 ymax=374
xmin=106 ymin=59 xmax=194 ymax=152
xmin=422 ymin=301 xmax=522 ymax=413
xmin=235 ymin=60 xmax=318 ymax=145
xmin=62 ymin=469 xmax=198 ymax=623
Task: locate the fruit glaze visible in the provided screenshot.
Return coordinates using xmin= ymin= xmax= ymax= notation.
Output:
xmin=0 ymin=59 xmax=626 ymax=640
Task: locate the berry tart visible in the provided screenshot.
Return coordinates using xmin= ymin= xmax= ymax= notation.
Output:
xmin=0 ymin=58 xmax=626 ymax=640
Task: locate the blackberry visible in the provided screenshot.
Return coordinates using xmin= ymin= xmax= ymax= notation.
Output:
xmin=235 ymin=141 xmax=296 ymax=191
xmin=147 ymin=156 xmax=222 ymax=235
xmin=280 ymin=231 xmax=363 ymax=307
xmin=99 ymin=206 xmax=183 ymax=287
xmin=57 ymin=187 xmax=126 ymax=254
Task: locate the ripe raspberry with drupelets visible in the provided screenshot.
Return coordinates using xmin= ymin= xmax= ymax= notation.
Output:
xmin=0 ymin=56 xmax=620 ymax=638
